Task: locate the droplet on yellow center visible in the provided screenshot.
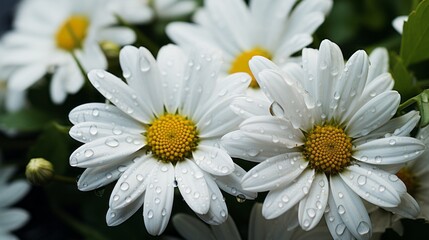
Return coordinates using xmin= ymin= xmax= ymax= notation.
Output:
xmin=303 ymin=125 xmax=352 ymax=175
xmin=55 ymin=15 xmax=89 ymax=51
xmin=146 ymin=114 xmax=199 ymax=163
xmin=396 ymin=167 xmax=418 ymax=196
xmin=229 ymin=47 xmax=272 ymax=89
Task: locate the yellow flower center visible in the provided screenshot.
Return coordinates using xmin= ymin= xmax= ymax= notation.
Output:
xmin=396 ymin=167 xmax=418 ymax=196
xmin=55 ymin=15 xmax=89 ymax=51
xmin=303 ymin=125 xmax=353 ymax=175
xmin=146 ymin=114 xmax=199 ymax=163
xmin=229 ymin=47 xmax=272 ymax=89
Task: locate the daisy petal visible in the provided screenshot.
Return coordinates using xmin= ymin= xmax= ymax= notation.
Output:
xmin=301 ymin=48 xmax=319 ymax=98
xmin=0 ymin=180 xmax=30 ymax=208
xmin=298 ymin=173 xmax=329 ymax=230
xmin=242 ymin=152 xmax=307 ymax=192
xmin=70 ymin=121 xmax=143 ymax=143
xmin=221 ymin=130 xmax=291 ymax=162
xmin=216 ymin=72 xmax=251 ymax=97
xmin=196 ymin=175 xmax=228 ymax=225
xmin=87 ymin=69 xmax=154 ymax=123
xmin=119 ymin=46 xmax=164 ymax=116
xmin=69 ymin=134 xmax=144 ymax=168
xmin=367 ymin=48 xmax=388 ymax=82
xmin=274 ymin=34 xmax=312 ymax=64
xmin=330 ymin=176 xmax=372 ymax=240
xmin=356 ymin=73 xmax=394 ymax=110
xmin=68 ymin=103 xmax=142 ymax=128
xmin=172 ymin=214 xmax=216 ymax=240
xmin=353 ymin=136 xmax=425 ymax=165
xmin=230 ymin=96 xmax=271 ymax=118
xmin=176 ymin=160 xmax=210 ymax=214
xmin=340 ymin=164 xmax=403 ymax=208
xmin=346 ymin=91 xmax=400 ymax=138
xmin=109 ymin=156 xmax=156 ymax=209
xmin=0 ymin=166 xmax=16 ymax=184
xmin=143 ymin=162 xmax=175 ymax=236
xmin=97 ymin=27 xmax=136 ymax=45
xmin=240 ymin=115 xmax=304 ymax=148
xmin=368 ymin=110 xmax=420 ymax=137
xmin=8 ymin=63 xmax=46 ymax=91
xmin=249 ymin=56 xmax=282 ymax=79
xmin=193 ymin=145 xmax=234 ymax=176
xmin=77 ymin=159 xmax=134 ymax=191
xmin=215 ymin=163 xmax=257 ymax=199
xmin=262 ymin=169 xmax=315 ymax=219
xmin=211 ymin=216 xmax=241 ymax=240
xmin=106 ymin=193 xmax=145 ymax=226
xmin=324 ymin=193 xmax=355 ymax=239
xmin=0 ymin=208 xmax=29 ymax=232
xmin=383 ymin=193 xmax=420 ymax=219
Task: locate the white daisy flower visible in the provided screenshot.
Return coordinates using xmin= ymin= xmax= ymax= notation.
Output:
xmin=0 ymin=0 xmax=136 ymax=105
xmin=166 ymin=0 xmax=332 ymax=97
xmin=221 ymin=39 xmax=426 ymax=240
xmin=68 ymin=44 xmax=256 ymax=236
xmin=0 ymin=164 xmax=31 ymax=239
xmin=108 ymin=0 xmax=197 ymax=24
xmin=392 ymin=16 xmax=408 ymax=34
xmin=173 ymin=202 xmax=332 ymax=240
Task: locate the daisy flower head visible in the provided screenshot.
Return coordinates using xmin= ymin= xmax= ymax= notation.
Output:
xmin=166 ymin=0 xmax=333 ymax=97
xmin=0 ymin=164 xmax=31 ymax=239
xmin=68 ymin=44 xmax=256 ymax=235
xmin=0 ymin=0 xmax=136 ymax=106
xmin=221 ymin=39 xmax=426 ymax=240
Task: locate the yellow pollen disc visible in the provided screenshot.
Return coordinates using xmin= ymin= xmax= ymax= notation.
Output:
xmin=146 ymin=114 xmax=199 ymax=163
xmin=229 ymin=47 xmax=272 ymax=89
xmin=55 ymin=15 xmax=89 ymax=51
xmin=303 ymin=125 xmax=352 ymax=175
xmin=396 ymin=167 xmax=418 ymax=196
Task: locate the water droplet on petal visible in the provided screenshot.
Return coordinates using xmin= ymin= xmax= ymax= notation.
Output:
xmin=269 ymin=101 xmax=285 ymax=117
xmin=147 ymin=210 xmax=154 ymax=219
xmin=105 ymin=138 xmax=119 ymax=147
xmin=236 ymin=194 xmax=246 ymax=203
xmin=120 ymin=182 xmax=129 ymax=191
xmin=106 ymin=173 xmax=112 ymax=179
xmin=113 ymin=195 xmax=120 ymax=201
xmin=357 ymin=221 xmax=370 ymax=236
xmin=84 ymin=149 xmax=94 ymax=158
xmin=378 ymin=185 xmax=386 ymax=192
xmin=335 ymin=223 xmax=346 ymax=235
xmin=337 ymin=205 xmax=345 ymax=215
xmin=161 ymin=208 xmax=167 ymax=216
xmin=96 ymin=70 xmax=105 ymax=78
xmin=70 ymin=157 xmax=78 ymax=167
xmin=375 ymin=156 xmax=382 ymax=163
xmin=155 ymin=186 xmax=162 ymax=194
xmin=139 ymin=55 xmax=151 ymax=72
xmin=307 ymin=208 xmax=316 ymax=218
xmin=357 ymin=175 xmax=367 ymax=185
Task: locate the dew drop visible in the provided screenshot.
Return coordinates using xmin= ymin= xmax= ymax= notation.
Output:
xmin=337 ymin=205 xmax=345 ymax=215
xmin=161 ymin=165 xmax=168 ymax=172
xmin=375 ymin=156 xmax=382 ymax=163
xmin=388 ymin=174 xmax=399 ymax=182
xmin=113 ymin=195 xmax=120 ymax=201
xmin=105 ymin=138 xmax=119 ymax=147
xmin=269 ymin=101 xmax=285 ymax=117
xmin=136 ymin=174 xmax=144 ymax=182
xmin=357 ymin=175 xmax=367 ymax=185
xmin=357 ymin=221 xmax=370 ymax=236
xmin=220 ymin=210 xmax=226 ymax=217
xmin=70 ymin=157 xmax=78 ymax=167
xmin=389 ymin=139 xmax=396 ymax=145
xmin=193 ymin=192 xmax=200 ymax=198
xmin=110 ymin=212 xmax=116 ymax=218
xmin=84 ymin=149 xmax=94 ymax=158
xmin=161 ymin=208 xmax=167 ymax=216
xmin=236 ymin=194 xmax=246 ymax=203
xmin=335 ymin=223 xmax=346 ymax=235
xmin=338 ymin=192 xmax=344 ymax=199
xmin=139 ymin=55 xmax=151 ymax=72
xmin=112 ymin=127 xmax=122 ymax=135
xmin=282 ymin=195 xmax=289 ymax=203
xmin=106 ymin=173 xmax=112 ymax=179
xmin=303 ymin=219 xmax=310 ymax=227
xmin=307 ymin=208 xmax=316 ymax=218
xmin=378 ymin=185 xmax=386 ymax=192
xmin=248 ymin=149 xmax=259 ymax=157
xmin=155 ymin=198 xmax=160 ymax=204
xmin=155 ymin=186 xmax=162 ymax=194
xmin=96 ymin=70 xmax=105 ymax=78
xmin=120 ymin=182 xmax=129 ymax=191
xmin=147 ymin=210 xmax=154 ymax=219
xmin=89 ymin=125 xmax=98 ymax=135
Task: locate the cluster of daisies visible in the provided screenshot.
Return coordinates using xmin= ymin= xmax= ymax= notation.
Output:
xmin=0 ymin=0 xmax=428 ymax=239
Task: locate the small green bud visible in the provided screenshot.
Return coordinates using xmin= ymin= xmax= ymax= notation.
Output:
xmin=26 ymin=158 xmax=54 ymax=186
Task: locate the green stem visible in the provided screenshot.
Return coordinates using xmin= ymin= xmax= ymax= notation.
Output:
xmin=397 ymin=96 xmax=418 ymax=113
xmin=52 ymin=174 xmax=77 ymax=184
xmin=52 ymin=205 xmax=108 ymax=240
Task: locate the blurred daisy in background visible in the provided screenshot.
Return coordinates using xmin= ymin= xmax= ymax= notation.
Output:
xmin=68 ymin=44 xmax=256 ymax=236
xmin=392 ymin=16 xmax=408 ymax=34
xmin=173 ymin=202 xmax=332 ymax=240
xmin=0 ymin=0 xmax=136 ymax=108
xmin=0 ymin=161 xmax=30 ymax=240
xmin=221 ymin=39 xmax=425 ymax=240
xmin=167 ymin=0 xmax=332 ymax=97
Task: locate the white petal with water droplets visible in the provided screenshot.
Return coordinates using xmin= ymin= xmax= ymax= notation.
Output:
xmin=249 ymin=56 xmax=282 ymax=79
xmin=109 ymin=156 xmax=156 ymax=209
xmin=196 ymin=175 xmax=228 ymax=225
xmin=143 ymin=161 xmax=175 ymax=236
xmin=262 ymin=169 xmax=315 ymax=219
xmin=70 ymin=121 xmax=143 ymax=143
xmin=106 ymin=193 xmax=145 ymax=226
xmin=383 ymin=193 xmax=420 ymax=219
xmin=324 ymin=193 xmax=355 ymax=239
xmin=242 ymin=152 xmax=307 ymax=192
xmin=298 ymin=173 xmax=329 ymax=231
xmin=353 ymin=136 xmax=425 ymax=165
xmin=230 ymin=96 xmax=271 ymax=118
xmin=340 ymin=163 xmax=406 ymax=208
xmin=176 ymin=159 xmax=210 ymax=214
xmin=215 ymin=163 xmax=257 ymax=199
xmin=88 ymin=70 xmax=155 ymax=123
xmin=193 ymin=145 xmax=234 ymax=176
xmin=330 ymin=176 xmax=372 ymax=240
xmin=357 ymin=73 xmax=393 ymax=107
xmin=69 ymin=134 xmax=144 ymax=168
xmin=239 ymin=115 xmax=304 ymax=148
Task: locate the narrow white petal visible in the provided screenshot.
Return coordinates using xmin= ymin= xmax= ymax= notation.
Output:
xmin=211 ymin=216 xmax=241 ymax=240
xmin=358 ymin=73 xmax=394 ymax=108
xmin=274 ymin=34 xmax=312 ymax=64
xmin=176 ymin=160 xmax=210 ymax=214
xmin=97 ymin=27 xmax=136 ymax=45
xmin=0 ymin=180 xmax=30 ymax=208
xmin=8 ymin=64 xmax=47 ymax=91
xmin=221 ymin=130 xmax=291 ymax=162
xmin=69 ymin=134 xmax=144 ymax=168
xmin=340 ymin=164 xmax=402 ymax=208
xmin=239 ymin=115 xmax=305 ymax=148
xmin=353 ymin=136 xmax=425 ymax=165
xmin=298 ymin=173 xmax=329 ymax=230
xmin=197 ymin=175 xmax=228 ymax=225
xmin=242 ymin=152 xmax=307 ymax=192
xmin=106 ymin=193 xmax=145 ymax=226
xmin=69 ymin=103 xmax=142 ymax=128
xmin=215 ymin=163 xmax=257 ymax=199
xmin=301 ymin=48 xmax=319 ymax=99
xmin=172 ymin=214 xmax=216 ymax=240
xmin=143 ymin=162 xmax=175 ymax=236
xmin=367 ymin=48 xmax=388 ymax=82
xmin=330 ymin=176 xmax=372 ymax=240
xmin=109 ymin=156 xmax=157 ymax=209
xmin=119 ymin=46 xmax=164 ymax=116
xmin=324 ymin=193 xmax=355 ymax=239
xmin=77 ymin=159 xmax=134 ymax=191
xmin=230 ymin=96 xmax=271 ymax=118
xmin=193 ymin=145 xmax=234 ymax=176
xmin=249 ymin=56 xmax=282 ymax=79
xmin=0 ymin=209 xmax=29 ymax=232
xmin=87 ymin=69 xmax=154 ymax=123
xmin=0 ymin=166 xmax=16 ymax=184
xmin=346 ymin=91 xmax=400 ymax=138
xmin=216 ymin=72 xmax=251 ymax=97
xmin=70 ymin=121 xmax=143 ymax=143
xmin=383 ymin=193 xmax=420 ymax=219
xmin=392 ymin=16 xmax=407 ymax=34
xmin=262 ymin=169 xmax=315 ymax=219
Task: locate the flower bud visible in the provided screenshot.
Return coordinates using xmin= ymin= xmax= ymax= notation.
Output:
xmin=26 ymin=158 xmax=54 ymax=186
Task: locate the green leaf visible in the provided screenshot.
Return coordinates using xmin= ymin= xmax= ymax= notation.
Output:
xmin=400 ymin=0 xmax=429 ymax=66
xmin=390 ymin=52 xmax=420 ymax=100
xmin=417 ymin=89 xmax=429 ymax=127
xmin=0 ymin=108 xmax=52 ymax=132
